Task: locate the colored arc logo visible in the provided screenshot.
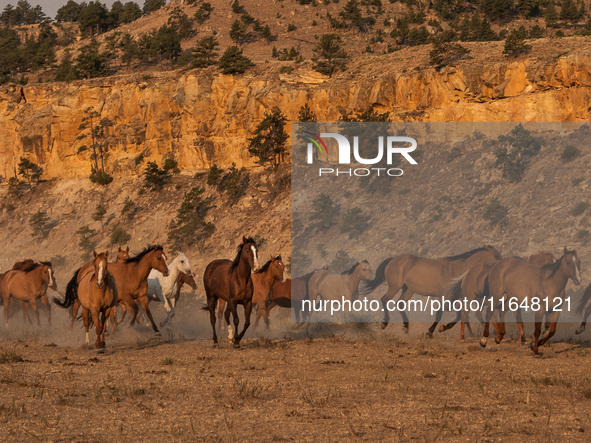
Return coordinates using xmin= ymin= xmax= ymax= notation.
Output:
xmin=303 ymin=132 xmax=328 ymax=155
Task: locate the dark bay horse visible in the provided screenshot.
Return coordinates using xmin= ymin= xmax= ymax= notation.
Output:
xmin=216 ymin=256 xmax=285 ymax=330
xmin=440 ymin=250 xmax=556 ymax=341
xmin=480 ymin=248 xmax=581 ymax=355
xmin=57 ymin=245 xmax=169 ymax=335
xmin=362 ymin=246 xmax=502 ymax=336
xmin=203 ymin=236 xmax=259 ymax=348
xmin=1 ymin=262 xmax=57 ymax=326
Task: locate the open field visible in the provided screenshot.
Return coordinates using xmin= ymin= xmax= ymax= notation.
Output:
xmin=1 ymin=296 xmax=591 ymax=442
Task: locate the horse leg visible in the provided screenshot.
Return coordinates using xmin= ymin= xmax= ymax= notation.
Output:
xmin=531 ymin=315 xmax=542 ymax=355
xmin=515 ymin=309 xmax=525 ymax=344
xmin=20 ymin=300 xmax=30 ymax=323
xmin=127 ymin=300 xmax=139 ymax=327
xmin=90 ymin=309 xmax=103 ymax=349
xmin=398 ymin=287 xmax=413 ymax=333
xmin=264 ymin=302 xmax=275 ymax=330
xmin=254 ymin=304 xmax=262 ymax=330
xmin=480 ymin=304 xmax=496 ymax=348
xmin=439 ymin=310 xmax=461 ymax=334
xmin=380 ymin=285 xmax=405 ymax=330
xmin=207 ymin=295 xmax=218 ymax=347
xmin=30 ymin=299 xmax=41 ymax=326
xmin=217 ymin=299 xmax=225 ymax=333
xmin=70 ymin=299 xmax=81 ymax=330
xmin=576 ymin=302 xmax=591 ymax=334
xmin=224 ymin=299 xmax=234 ymax=344
xmin=137 ymin=295 xmax=160 ymax=335
xmin=235 ymin=301 xmax=252 ymax=348
xmin=39 ymin=294 xmax=51 ymax=325
xmin=538 ymin=311 xmax=560 ymax=347
xmin=82 ymin=308 xmax=90 ymax=344
xmin=494 ymin=309 xmax=506 ymax=344
xmin=427 ymin=306 xmax=444 ymax=338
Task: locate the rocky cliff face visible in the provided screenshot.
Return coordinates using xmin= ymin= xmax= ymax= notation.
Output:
xmin=1 ymin=49 xmax=590 ymax=180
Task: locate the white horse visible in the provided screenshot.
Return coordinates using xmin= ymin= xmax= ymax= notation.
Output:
xmin=138 ymin=252 xmax=193 ymax=327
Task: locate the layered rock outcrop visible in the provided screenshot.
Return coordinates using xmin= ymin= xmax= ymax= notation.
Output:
xmin=1 ymin=51 xmax=590 ymax=180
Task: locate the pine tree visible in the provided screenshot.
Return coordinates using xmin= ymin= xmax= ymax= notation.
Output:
xmin=312 ymin=33 xmax=349 ymax=78
xmin=545 ymin=1 xmax=559 ymax=27
xmin=247 ymin=108 xmax=288 ymax=169
xmin=218 ymin=46 xmax=251 ymax=74
xmin=192 ymin=36 xmax=219 ymax=68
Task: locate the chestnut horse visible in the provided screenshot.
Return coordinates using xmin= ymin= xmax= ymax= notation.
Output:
xmin=0 ymin=259 xmax=35 ymax=320
xmin=1 ymin=262 xmax=57 ymax=326
xmin=203 ymin=236 xmax=259 ymax=348
xmin=58 ymin=245 xmax=169 ymax=335
xmin=362 ymin=246 xmax=502 ymax=336
xmin=480 ymin=248 xmax=581 ymax=355
xmin=175 ymin=271 xmax=197 ymax=303
xmin=440 ymin=250 xmax=556 ymax=341
xmin=216 ymin=256 xmax=286 ymax=330
xmin=58 ymin=251 xmax=117 ymax=349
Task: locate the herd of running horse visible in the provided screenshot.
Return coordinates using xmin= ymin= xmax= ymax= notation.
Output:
xmin=0 ymin=237 xmax=590 ymax=356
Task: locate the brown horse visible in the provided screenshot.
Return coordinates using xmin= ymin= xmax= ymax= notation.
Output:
xmin=1 ymin=262 xmax=57 ymax=326
xmin=480 ymin=248 xmax=581 ymax=355
xmin=116 ymin=246 xmax=130 ymax=262
xmin=58 ymin=245 xmax=169 ymax=335
xmin=440 ymin=250 xmax=556 ymax=341
xmin=202 ymin=236 xmax=259 ymax=348
xmin=217 ymin=256 xmax=286 ymax=330
xmin=61 ymin=251 xmax=117 ymax=349
xmin=308 ymin=261 xmax=373 ymax=304
xmin=175 ymin=271 xmax=197 ymax=304
xmin=362 ymin=246 xmax=502 ymax=336
xmin=575 ymin=283 xmax=591 ymax=335
xmin=0 ymin=259 xmax=36 ymax=319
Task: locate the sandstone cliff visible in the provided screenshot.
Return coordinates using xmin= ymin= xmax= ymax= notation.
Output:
xmin=1 ymin=45 xmax=591 ymax=181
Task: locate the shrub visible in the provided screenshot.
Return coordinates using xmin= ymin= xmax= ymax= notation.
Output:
xmin=482 ymin=198 xmax=508 ymax=227
xmin=207 ymin=164 xmax=223 ymax=187
xmin=121 ymin=197 xmax=137 ymax=218
xmin=224 ymin=163 xmax=247 ymax=206
xmin=143 ymin=161 xmax=170 ymax=191
xmin=89 ymin=169 xmax=113 ymax=186
xmin=330 ymin=249 xmax=354 ymax=273
xmin=572 ymin=202 xmax=589 ymax=216
xmin=110 ymin=225 xmax=131 ymax=245
xmin=340 ymin=207 xmax=370 ymax=239
xmin=218 ymin=46 xmax=251 ymax=74
xmin=561 ymin=145 xmax=580 ymax=161
xmin=29 ymin=210 xmax=51 ymax=238
xmin=167 ymin=187 xmax=215 ymax=249
xmin=309 ymin=193 xmax=340 ymax=231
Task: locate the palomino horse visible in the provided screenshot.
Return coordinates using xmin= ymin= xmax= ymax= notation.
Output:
xmin=142 ymin=252 xmax=192 ymax=327
xmin=58 ymin=245 xmax=169 ymax=335
xmin=308 ymin=261 xmax=373 ymax=304
xmin=1 ymin=262 xmax=57 ymax=326
xmin=56 ymin=251 xmax=117 ymax=349
xmin=203 ymin=236 xmax=259 ymax=348
xmin=480 ymin=248 xmax=581 ymax=355
xmin=362 ymin=246 xmax=502 ymax=336
xmin=575 ymin=283 xmax=591 ymax=335
xmin=216 ymin=256 xmax=286 ymax=330
xmin=440 ymin=250 xmax=556 ymax=341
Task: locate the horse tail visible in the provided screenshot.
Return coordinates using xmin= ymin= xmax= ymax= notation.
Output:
xmin=53 ymin=268 xmax=81 ymax=309
xmin=445 ymin=273 xmax=466 ymax=302
xmin=360 ymin=257 xmax=392 ymax=295
xmin=576 ymin=283 xmax=591 ymax=314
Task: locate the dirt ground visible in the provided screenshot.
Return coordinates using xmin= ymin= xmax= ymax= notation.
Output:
xmin=1 ymin=295 xmax=591 ymax=443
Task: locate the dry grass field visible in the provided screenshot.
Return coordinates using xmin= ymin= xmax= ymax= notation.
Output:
xmin=1 ymin=296 xmax=591 ymax=442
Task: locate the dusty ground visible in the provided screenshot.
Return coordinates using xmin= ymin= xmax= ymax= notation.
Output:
xmin=1 ymin=295 xmax=591 ymax=442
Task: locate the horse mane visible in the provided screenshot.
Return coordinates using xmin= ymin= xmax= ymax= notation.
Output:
xmin=255 ymin=259 xmax=273 ymax=274
xmin=445 ymin=247 xmax=489 ymax=262
xmin=541 ymin=255 xmax=564 ymax=279
xmin=125 ymin=245 xmax=163 ymax=264
xmin=341 ymin=262 xmax=360 ymax=275
xmin=230 ymin=237 xmax=256 ymax=271
xmin=40 ymin=261 xmax=52 ymax=267
xmin=23 ymin=263 xmax=42 ymax=272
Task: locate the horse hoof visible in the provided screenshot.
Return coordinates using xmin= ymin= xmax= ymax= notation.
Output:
xmin=479 ymin=338 xmax=487 ymax=348
xmin=213 ymin=343 xmax=219 ymax=349
xmin=380 ymin=322 xmax=388 ymax=330
xmin=233 ymin=343 xmax=240 ymax=349
xmin=494 ymin=337 xmax=502 ymax=345
xmin=97 ymin=348 xmax=105 ymax=354
xmin=426 ymin=332 xmax=433 ymax=339
xmin=402 ymin=326 xmax=409 ymax=334
xmin=438 ymin=325 xmax=445 ymax=333
xmin=575 ymin=327 xmax=585 ymax=335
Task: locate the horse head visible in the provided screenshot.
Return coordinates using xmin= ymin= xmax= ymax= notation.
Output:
xmin=241 ymin=236 xmax=259 ymax=272
xmin=269 ymin=255 xmax=286 ymax=283
xmin=151 ymin=247 xmax=170 ymax=277
xmin=40 ymin=261 xmax=57 ymax=290
xmin=117 ymin=246 xmax=130 ymax=263
xmin=175 ymin=252 xmax=192 ymax=276
xmin=485 ymin=245 xmax=503 ymax=261
xmin=562 ymin=247 xmax=582 ymax=285
xmin=357 ymin=260 xmax=373 ymax=280
xmin=92 ymin=250 xmax=109 ymax=289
